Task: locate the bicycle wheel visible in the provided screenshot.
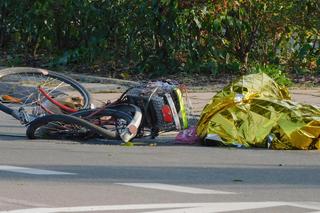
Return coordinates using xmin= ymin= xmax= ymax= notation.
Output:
xmin=0 ymin=67 xmax=91 ymax=123
xmin=72 ymin=104 xmax=142 ymax=141
xmin=26 ymin=114 xmax=117 ymax=140
xmin=71 ymin=107 xmax=135 ymax=140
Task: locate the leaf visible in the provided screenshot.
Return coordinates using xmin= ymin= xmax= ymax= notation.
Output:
xmin=213 ymin=19 xmax=221 ymax=32
xmin=299 ymin=44 xmax=312 ymax=58
xmin=121 ymin=142 xmax=134 ymax=146
xmin=194 ymin=16 xmax=202 ymax=29
xmin=120 ymin=71 xmax=130 ymax=80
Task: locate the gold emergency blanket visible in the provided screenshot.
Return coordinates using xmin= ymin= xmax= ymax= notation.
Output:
xmin=196 ymin=73 xmax=320 ymax=150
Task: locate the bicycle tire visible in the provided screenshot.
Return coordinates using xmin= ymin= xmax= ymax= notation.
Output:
xmin=26 ymin=114 xmax=127 ymax=140
xmin=0 ymin=67 xmax=91 ymax=122
xmin=71 ymin=107 xmax=135 ymax=140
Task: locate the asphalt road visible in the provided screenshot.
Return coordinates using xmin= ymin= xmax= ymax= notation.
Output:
xmin=0 ymin=89 xmax=320 ymax=212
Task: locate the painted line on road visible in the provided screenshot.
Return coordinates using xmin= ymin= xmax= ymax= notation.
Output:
xmin=0 ymin=165 xmax=76 ymax=175
xmin=116 ymin=183 xmax=236 ymax=194
xmin=3 ymin=202 xmax=320 ymax=213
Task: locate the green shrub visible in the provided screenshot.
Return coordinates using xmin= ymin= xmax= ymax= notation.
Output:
xmin=250 ymin=64 xmax=292 ymax=86
xmin=0 ymin=0 xmax=318 ymax=78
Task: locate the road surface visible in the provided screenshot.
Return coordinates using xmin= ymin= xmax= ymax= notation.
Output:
xmin=0 ymin=89 xmax=320 ymax=212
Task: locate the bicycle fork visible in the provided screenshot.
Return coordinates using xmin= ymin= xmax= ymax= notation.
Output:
xmin=119 ymin=105 xmax=142 ymax=143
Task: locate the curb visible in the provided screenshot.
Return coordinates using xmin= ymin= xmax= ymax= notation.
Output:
xmin=0 ymin=67 xmax=222 ymax=92
xmin=67 ymin=73 xmax=223 ymax=93
xmin=67 ymin=73 xmax=140 ymax=87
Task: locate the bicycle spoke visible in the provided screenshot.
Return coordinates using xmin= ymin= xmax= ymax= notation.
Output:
xmin=0 ymin=68 xmax=91 ymax=124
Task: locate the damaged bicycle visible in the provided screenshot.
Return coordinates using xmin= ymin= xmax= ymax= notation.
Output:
xmin=0 ymin=67 xmax=193 ymax=143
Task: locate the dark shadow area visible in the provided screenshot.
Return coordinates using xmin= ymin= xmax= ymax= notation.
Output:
xmin=0 ymin=164 xmax=319 ymax=186
xmin=0 ymin=136 xmax=27 ymax=141
xmin=0 ymin=125 xmax=25 ymax=128
xmin=0 ymin=132 xmax=192 ymax=146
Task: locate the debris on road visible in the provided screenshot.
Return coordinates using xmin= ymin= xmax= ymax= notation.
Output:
xmin=175 ymin=127 xmax=200 ymax=145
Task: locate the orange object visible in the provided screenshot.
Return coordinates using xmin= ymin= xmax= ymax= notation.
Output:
xmin=2 ymin=95 xmax=22 ymax=103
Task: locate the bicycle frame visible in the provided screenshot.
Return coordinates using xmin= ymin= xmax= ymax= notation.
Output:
xmin=38 ymin=86 xmax=78 ymax=113
xmin=0 ymin=101 xmax=33 ymax=124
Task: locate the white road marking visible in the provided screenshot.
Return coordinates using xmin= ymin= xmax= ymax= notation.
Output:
xmin=288 ymin=202 xmax=320 ymax=212
xmin=0 ymin=166 xmax=75 ymax=175
xmin=116 ymin=183 xmax=236 ymax=194
xmin=3 ymin=202 xmax=320 ymax=213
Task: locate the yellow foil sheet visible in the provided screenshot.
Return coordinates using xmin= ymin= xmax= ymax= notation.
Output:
xmin=196 ymin=73 xmax=320 ymax=150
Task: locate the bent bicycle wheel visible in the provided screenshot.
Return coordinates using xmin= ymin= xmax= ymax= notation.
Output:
xmin=26 ymin=114 xmax=121 ymax=140
xmin=71 ymin=107 xmax=135 ymax=140
xmin=0 ymin=67 xmax=91 ymax=122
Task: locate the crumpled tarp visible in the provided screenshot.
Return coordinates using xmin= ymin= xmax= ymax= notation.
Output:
xmin=196 ymin=73 xmax=320 ymax=150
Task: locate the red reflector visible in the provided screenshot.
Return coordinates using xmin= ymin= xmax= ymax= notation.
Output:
xmin=162 ymin=105 xmax=174 ymax=123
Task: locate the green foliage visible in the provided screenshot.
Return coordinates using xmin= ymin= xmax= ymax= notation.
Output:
xmin=250 ymin=64 xmax=292 ymax=86
xmin=0 ymin=0 xmax=319 ymax=79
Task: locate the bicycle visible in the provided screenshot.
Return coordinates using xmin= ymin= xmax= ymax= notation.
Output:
xmin=0 ymin=67 xmax=92 ymax=124
xmin=26 ymin=80 xmax=191 ymax=143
